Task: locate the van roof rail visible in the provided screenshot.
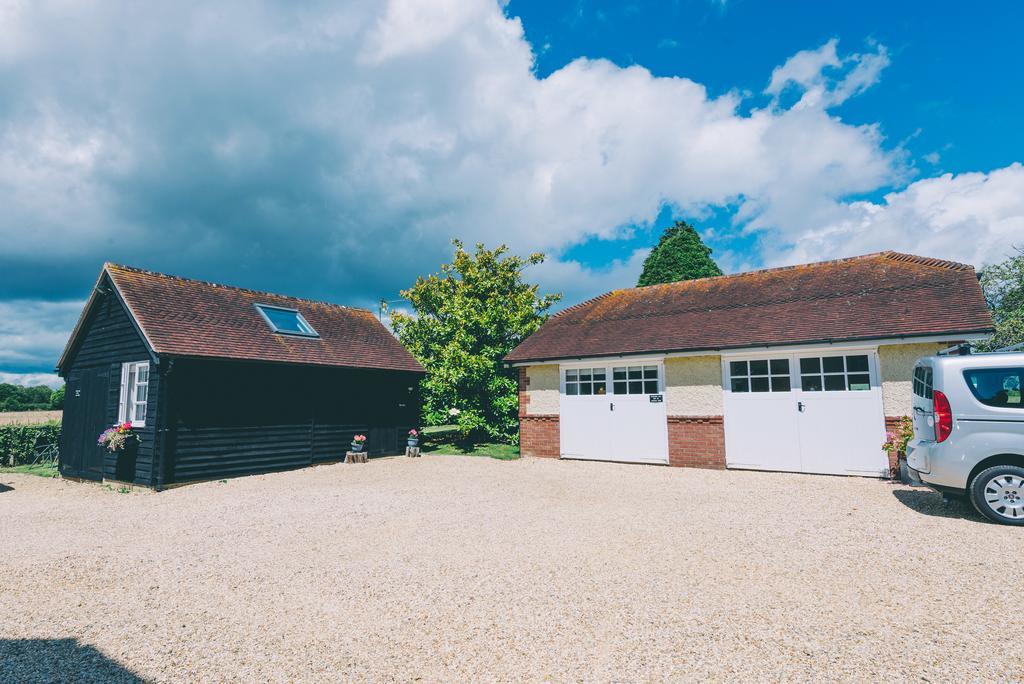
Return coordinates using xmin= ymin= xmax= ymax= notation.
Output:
xmin=937 ymin=343 xmax=973 ymax=356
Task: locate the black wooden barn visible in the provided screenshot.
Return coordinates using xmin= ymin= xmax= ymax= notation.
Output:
xmin=56 ymin=263 xmax=424 ymax=488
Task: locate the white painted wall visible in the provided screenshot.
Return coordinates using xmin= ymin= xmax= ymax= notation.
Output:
xmin=524 ymin=365 xmax=560 ymax=415
xmin=879 ymin=342 xmax=949 ymax=416
xmin=665 ymin=355 xmax=723 ymax=415
xmin=531 ymin=340 xmax=952 ymax=420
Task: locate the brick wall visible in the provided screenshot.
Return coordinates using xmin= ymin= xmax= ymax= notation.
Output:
xmin=884 ymin=415 xmax=907 ymax=478
xmin=518 ymin=369 xmax=727 ymax=465
xmin=518 ymin=368 xmax=560 ymax=457
xmin=520 ymin=415 xmax=560 ymax=457
xmin=667 ymin=416 xmax=726 ymax=469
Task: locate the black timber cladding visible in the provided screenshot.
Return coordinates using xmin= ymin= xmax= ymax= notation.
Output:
xmin=57 ymin=268 xmax=422 ymax=487
xmin=58 ymin=275 xmax=160 ymax=485
xmin=166 ymin=360 xmax=418 ymax=483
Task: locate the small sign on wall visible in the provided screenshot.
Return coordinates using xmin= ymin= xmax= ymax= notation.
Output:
xmin=649 ymin=394 xmax=663 ymax=403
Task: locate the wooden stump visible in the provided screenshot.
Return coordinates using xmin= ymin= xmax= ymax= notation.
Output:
xmin=344 ymin=451 xmax=367 ymax=463
xmin=405 ymin=446 xmax=421 ymax=458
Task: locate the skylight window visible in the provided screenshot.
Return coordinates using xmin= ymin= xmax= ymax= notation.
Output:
xmin=254 ymin=304 xmax=319 ymax=337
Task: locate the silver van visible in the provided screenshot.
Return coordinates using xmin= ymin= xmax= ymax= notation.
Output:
xmin=905 ymin=349 xmax=1024 ymax=525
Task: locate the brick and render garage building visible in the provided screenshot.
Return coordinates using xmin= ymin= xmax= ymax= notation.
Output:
xmin=56 ymin=263 xmax=423 ymax=488
xmin=505 ymin=252 xmax=994 ymax=476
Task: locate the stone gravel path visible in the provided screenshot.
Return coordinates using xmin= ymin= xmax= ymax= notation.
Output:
xmin=0 ymin=456 xmax=1015 ymax=682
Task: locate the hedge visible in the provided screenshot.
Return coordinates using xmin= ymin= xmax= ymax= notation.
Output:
xmin=0 ymin=422 xmax=61 ymax=467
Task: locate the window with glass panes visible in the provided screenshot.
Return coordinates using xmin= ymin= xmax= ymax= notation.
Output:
xmin=912 ymin=366 xmax=933 ymax=399
xmin=963 ymin=368 xmax=1023 ymax=408
xmin=118 ymin=360 xmax=149 ymax=426
xmin=799 ymin=354 xmax=871 ymax=391
xmin=612 ymin=365 xmax=659 ymax=395
xmin=563 ymin=368 xmax=607 ymax=395
xmin=728 ymin=359 xmax=791 ymax=393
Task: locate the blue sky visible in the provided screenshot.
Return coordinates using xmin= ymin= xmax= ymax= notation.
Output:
xmin=1 ymin=0 xmax=1022 ymax=386
xmin=518 ymin=0 xmax=1024 ymax=270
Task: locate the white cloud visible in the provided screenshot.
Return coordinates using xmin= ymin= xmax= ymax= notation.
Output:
xmin=0 ymin=1 xmax=900 ymax=284
xmin=0 ymin=0 xmax=1019 ymax=377
xmin=0 ymin=300 xmax=84 ymax=371
xmin=531 ymin=248 xmax=650 ymax=306
xmin=765 ymin=38 xmax=890 ymax=110
xmin=766 ymin=163 xmax=1024 ymax=268
xmin=0 ymin=372 xmax=62 ymax=389
xmin=832 ymin=42 xmax=890 ymax=104
xmin=766 ymin=38 xmax=842 ymax=98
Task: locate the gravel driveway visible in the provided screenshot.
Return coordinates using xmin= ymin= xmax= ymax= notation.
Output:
xmin=0 ymin=456 xmax=1015 ymax=682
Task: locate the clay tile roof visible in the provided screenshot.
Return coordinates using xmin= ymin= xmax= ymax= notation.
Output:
xmin=505 ymin=252 xmax=994 ymax=363
xmin=101 ymin=264 xmax=424 ymax=373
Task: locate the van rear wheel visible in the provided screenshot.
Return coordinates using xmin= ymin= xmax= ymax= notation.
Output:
xmin=970 ymin=465 xmax=1024 ymax=525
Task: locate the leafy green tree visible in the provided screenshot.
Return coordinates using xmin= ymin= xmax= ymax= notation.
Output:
xmin=637 ymin=220 xmax=722 ymax=286
xmin=0 ymin=383 xmax=54 ymax=412
xmin=976 ymin=246 xmax=1024 ymax=351
xmin=0 ymin=384 xmax=16 ymax=409
xmin=391 ymin=240 xmax=561 ymax=442
xmin=27 ymin=385 xmax=51 ymax=406
xmin=49 ymin=385 xmax=65 ymax=410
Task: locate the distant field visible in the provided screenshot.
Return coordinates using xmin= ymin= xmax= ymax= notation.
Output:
xmin=0 ymin=411 xmax=62 ymax=426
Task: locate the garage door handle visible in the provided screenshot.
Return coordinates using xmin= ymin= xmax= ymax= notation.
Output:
xmin=610 ymin=402 xmax=614 ymax=411
xmin=797 ymin=401 xmax=805 ymax=412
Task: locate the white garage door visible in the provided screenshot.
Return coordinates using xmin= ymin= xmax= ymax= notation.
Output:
xmin=722 ymin=351 xmax=888 ymax=477
xmin=559 ymin=362 xmax=669 ymax=464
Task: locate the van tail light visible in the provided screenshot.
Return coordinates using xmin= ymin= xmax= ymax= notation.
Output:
xmin=933 ymin=390 xmax=953 ymax=442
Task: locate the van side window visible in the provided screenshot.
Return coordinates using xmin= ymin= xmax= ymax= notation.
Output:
xmin=963 ymin=368 xmax=1023 ymax=409
xmin=912 ymin=366 xmax=933 ymax=399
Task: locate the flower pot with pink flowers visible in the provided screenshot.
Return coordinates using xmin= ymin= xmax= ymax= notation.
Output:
xmin=97 ymin=422 xmax=138 ymax=453
xmin=407 ymin=429 xmax=419 ymax=448
xmin=98 ymin=422 xmax=140 ymax=480
xmin=351 ymin=434 xmax=367 ymax=452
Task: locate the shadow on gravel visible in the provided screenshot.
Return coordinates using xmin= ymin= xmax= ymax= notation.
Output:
xmin=0 ymin=638 xmax=146 ymax=683
xmin=0 ymin=483 xmax=12 ymax=493
xmin=892 ymin=489 xmax=987 ymax=522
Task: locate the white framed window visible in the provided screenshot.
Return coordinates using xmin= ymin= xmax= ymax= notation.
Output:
xmin=564 ymin=367 xmax=607 ymax=395
xmin=118 ymin=361 xmax=149 ymax=427
xmin=799 ymin=354 xmax=871 ymax=392
xmin=729 ymin=358 xmax=791 ymax=393
xmin=612 ymin=365 xmax=659 ymax=395
xmin=561 ymin=361 xmax=663 ymax=396
xmin=254 ymin=304 xmax=319 ymax=337
xmin=912 ymin=366 xmax=933 ymax=399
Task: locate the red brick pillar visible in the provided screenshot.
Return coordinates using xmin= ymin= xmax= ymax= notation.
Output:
xmin=518 ymin=368 xmax=560 ymax=457
xmin=884 ymin=416 xmax=907 ymax=478
xmin=667 ymin=416 xmax=726 ymax=469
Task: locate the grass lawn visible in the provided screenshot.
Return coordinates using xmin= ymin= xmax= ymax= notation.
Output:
xmin=420 ymin=425 xmax=519 ymax=460
xmin=0 ymin=462 xmax=59 ymax=478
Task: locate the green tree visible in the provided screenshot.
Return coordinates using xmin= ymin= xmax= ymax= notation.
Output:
xmin=0 ymin=384 xmax=16 ymax=410
xmin=49 ymin=385 xmax=66 ymax=410
xmin=976 ymin=246 xmax=1024 ymax=351
xmin=637 ymin=220 xmax=722 ymax=286
xmin=391 ymin=240 xmax=561 ymax=442
xmin=0 ymin=383 xmax=54 ymax=412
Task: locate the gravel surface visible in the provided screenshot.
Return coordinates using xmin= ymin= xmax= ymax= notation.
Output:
xmin=0 ymin=456 xmax=1016 ymax=682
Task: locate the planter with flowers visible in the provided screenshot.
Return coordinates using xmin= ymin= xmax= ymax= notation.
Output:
xmin=881 ymin=416 xmax=914 ymax=480
xmin=407 ymin=429 xmax=419 ymax=448
xmin=98 ymin=422 xmax=139 ymax=481
xmin=351 ymin=434 xmax=367 ymax=453
xmin=98 ymin=422 xmax=138 ymax=453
